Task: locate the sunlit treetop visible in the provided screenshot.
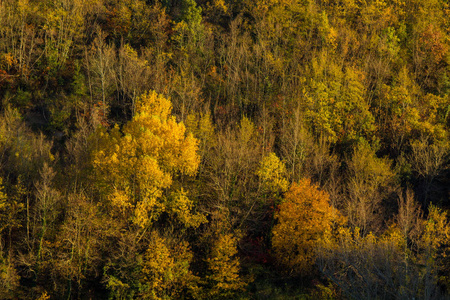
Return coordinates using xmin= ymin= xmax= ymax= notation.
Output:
xmin=92 ymin=91 xmax=201 ymax=228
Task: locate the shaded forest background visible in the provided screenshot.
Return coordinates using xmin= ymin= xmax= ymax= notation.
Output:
xmin=0 ymin=0 xmax=449 ymax=298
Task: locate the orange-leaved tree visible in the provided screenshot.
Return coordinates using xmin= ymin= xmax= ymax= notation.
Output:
xmin=272 ymin=178 xmax=344 ymax=274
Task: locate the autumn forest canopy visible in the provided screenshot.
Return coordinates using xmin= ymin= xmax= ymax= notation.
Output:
xmin=0 ymin=0 xmax=449 ymax=298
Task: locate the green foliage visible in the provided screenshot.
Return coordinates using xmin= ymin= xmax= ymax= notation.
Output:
xmin=12 ymin=89 xmax=32 ymax=110
xmin=180 ymin=0 xmax=202 ymax=26
xmin=305 ymin=52 xmax=375 ymax=144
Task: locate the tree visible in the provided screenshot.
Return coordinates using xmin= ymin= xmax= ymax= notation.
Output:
xmin=376 ymin=68 xmax=448 ymax=156
xmin=0 ymin=0 xmax=42 ymax=84
xmin=317 ymin=200 xmax=450 ymax=299
xmin=33 ymin=164 xmax=61 ymax=268
xmin=116 ymin=43 xmax=150 ymax=116
xmin=139 ymin=231 xmax=199 ymax=299
xmin=0 ymin=107 xmax=54 ymax=184
xmin=91 ymin=91 xmax=203 ymax=298
xmin=304 ymin=53 xmax=375 ymax=145
xmin=86 ymin=27 xmax=116 ymax=118
xmin=317 ymin=226 xmax=413 ymax=299
xmin=91 ymin=90 xmax=201 ymax=228
xmin=0 ymin=178 xmax=21 ymax=299
xmin=205 ymin=232 xmax=246 ymax=299
xmin=200 ymin=116 xmax=262 ymax=228
xmin=279 ymin=106 xmax=310 ymax=182
xmin=256 ymin=152 xmax=288 ymax=195
xmin=346 ymin=142 xmax=396 ymax=234
xmin=414 ymin=23 xmax=449 ymax=92
xmin=409 ymin=137 xmax=449 ymax=206
xmin=419 ymin=205 xmax=450 ymax=298
xmin=54 ymin=192 xmax=115 ymax=299
xmin=42 ymin=0 xmax=87 ymax=73
xmin=271 ymin=179 xmax=344 ymax=274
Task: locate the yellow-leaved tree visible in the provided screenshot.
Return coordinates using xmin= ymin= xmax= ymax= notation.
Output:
xmin=206 ymin=231 xmax=246 ymax=299
xmin=91 ymin=91 xmax=203 ymax=228
xmin=272 ymin=179 xmax=344 ymax=274
xmin=139 ymin=231 xmax=199 ymax=299
xmin=256 ymin=152 xmax=289 ymax=195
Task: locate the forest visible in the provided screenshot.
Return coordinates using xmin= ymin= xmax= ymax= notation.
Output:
xmin=0 ymin=0 xmax=449 ymax=299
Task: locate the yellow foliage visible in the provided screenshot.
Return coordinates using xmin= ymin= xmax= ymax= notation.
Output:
xmin=92 ymin=91 xmax=201 ymax=228
xmin=238 ymin=116 xmax=256 ymax=146
xmin=141 ymin=233 xmax=173 ymax=297
xmin=106 ymin=276 xmax=130 ymax=299
xmin=0 ymin=177 xmax=25 ymax=235
xmin=184 ymin=112 xmax=215 ymax=156
xmin=206 ymin=233 xmax=246 ymax=298
xmin=0 ymin=178 xmax=6 ymax=213
xmin=185 ymin=112 xmax=215 ymax=144
xmin=36 ymin=291 xmax=50 ymax=300
xmin=272 ymin=179 xmax=344 ymax=274
xmin=256 ymin=152 xmax=289 ymax=193
xmin=214 ymin=0 xmax=228 ymax=12
xmin=141 ymin=232 xmax=198 ymax=299
xmin=420 ymin=205 xmax=450 ymax=260
xmin=168 ymin=189 xmax=206 ymax=228
xmin=305 ymin=53 xmax=375 ymax=143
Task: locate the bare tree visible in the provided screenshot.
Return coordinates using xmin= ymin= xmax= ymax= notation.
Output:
xmin=346 ymin=143 xmax=396 ymax=234
xmin=409 ymin=136 xmax=449 ymax=206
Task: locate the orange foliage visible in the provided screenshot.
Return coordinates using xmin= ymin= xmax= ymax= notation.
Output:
xmin=272 ymin=179 xmax=344 ymax=274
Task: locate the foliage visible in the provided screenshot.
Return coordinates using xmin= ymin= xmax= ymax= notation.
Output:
xmin=256 ymin=152 xmax=289 ymax=194
xmin=304 ymin=53 xmax=375 ymax=144
xmin=272 ymin=179 xmax=344 ymax=274
xmin=0 ymin=0 xmax=449 ymax=298
xmin=346 ymin=141 xmax=396 ymax=233
xmin=206 ymin=232 xmax=246 ymax=299
xmin=91 ymin=91 xmax=200 ymax=228
xmin=140 ymin=231 xmax=199 ymax=299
